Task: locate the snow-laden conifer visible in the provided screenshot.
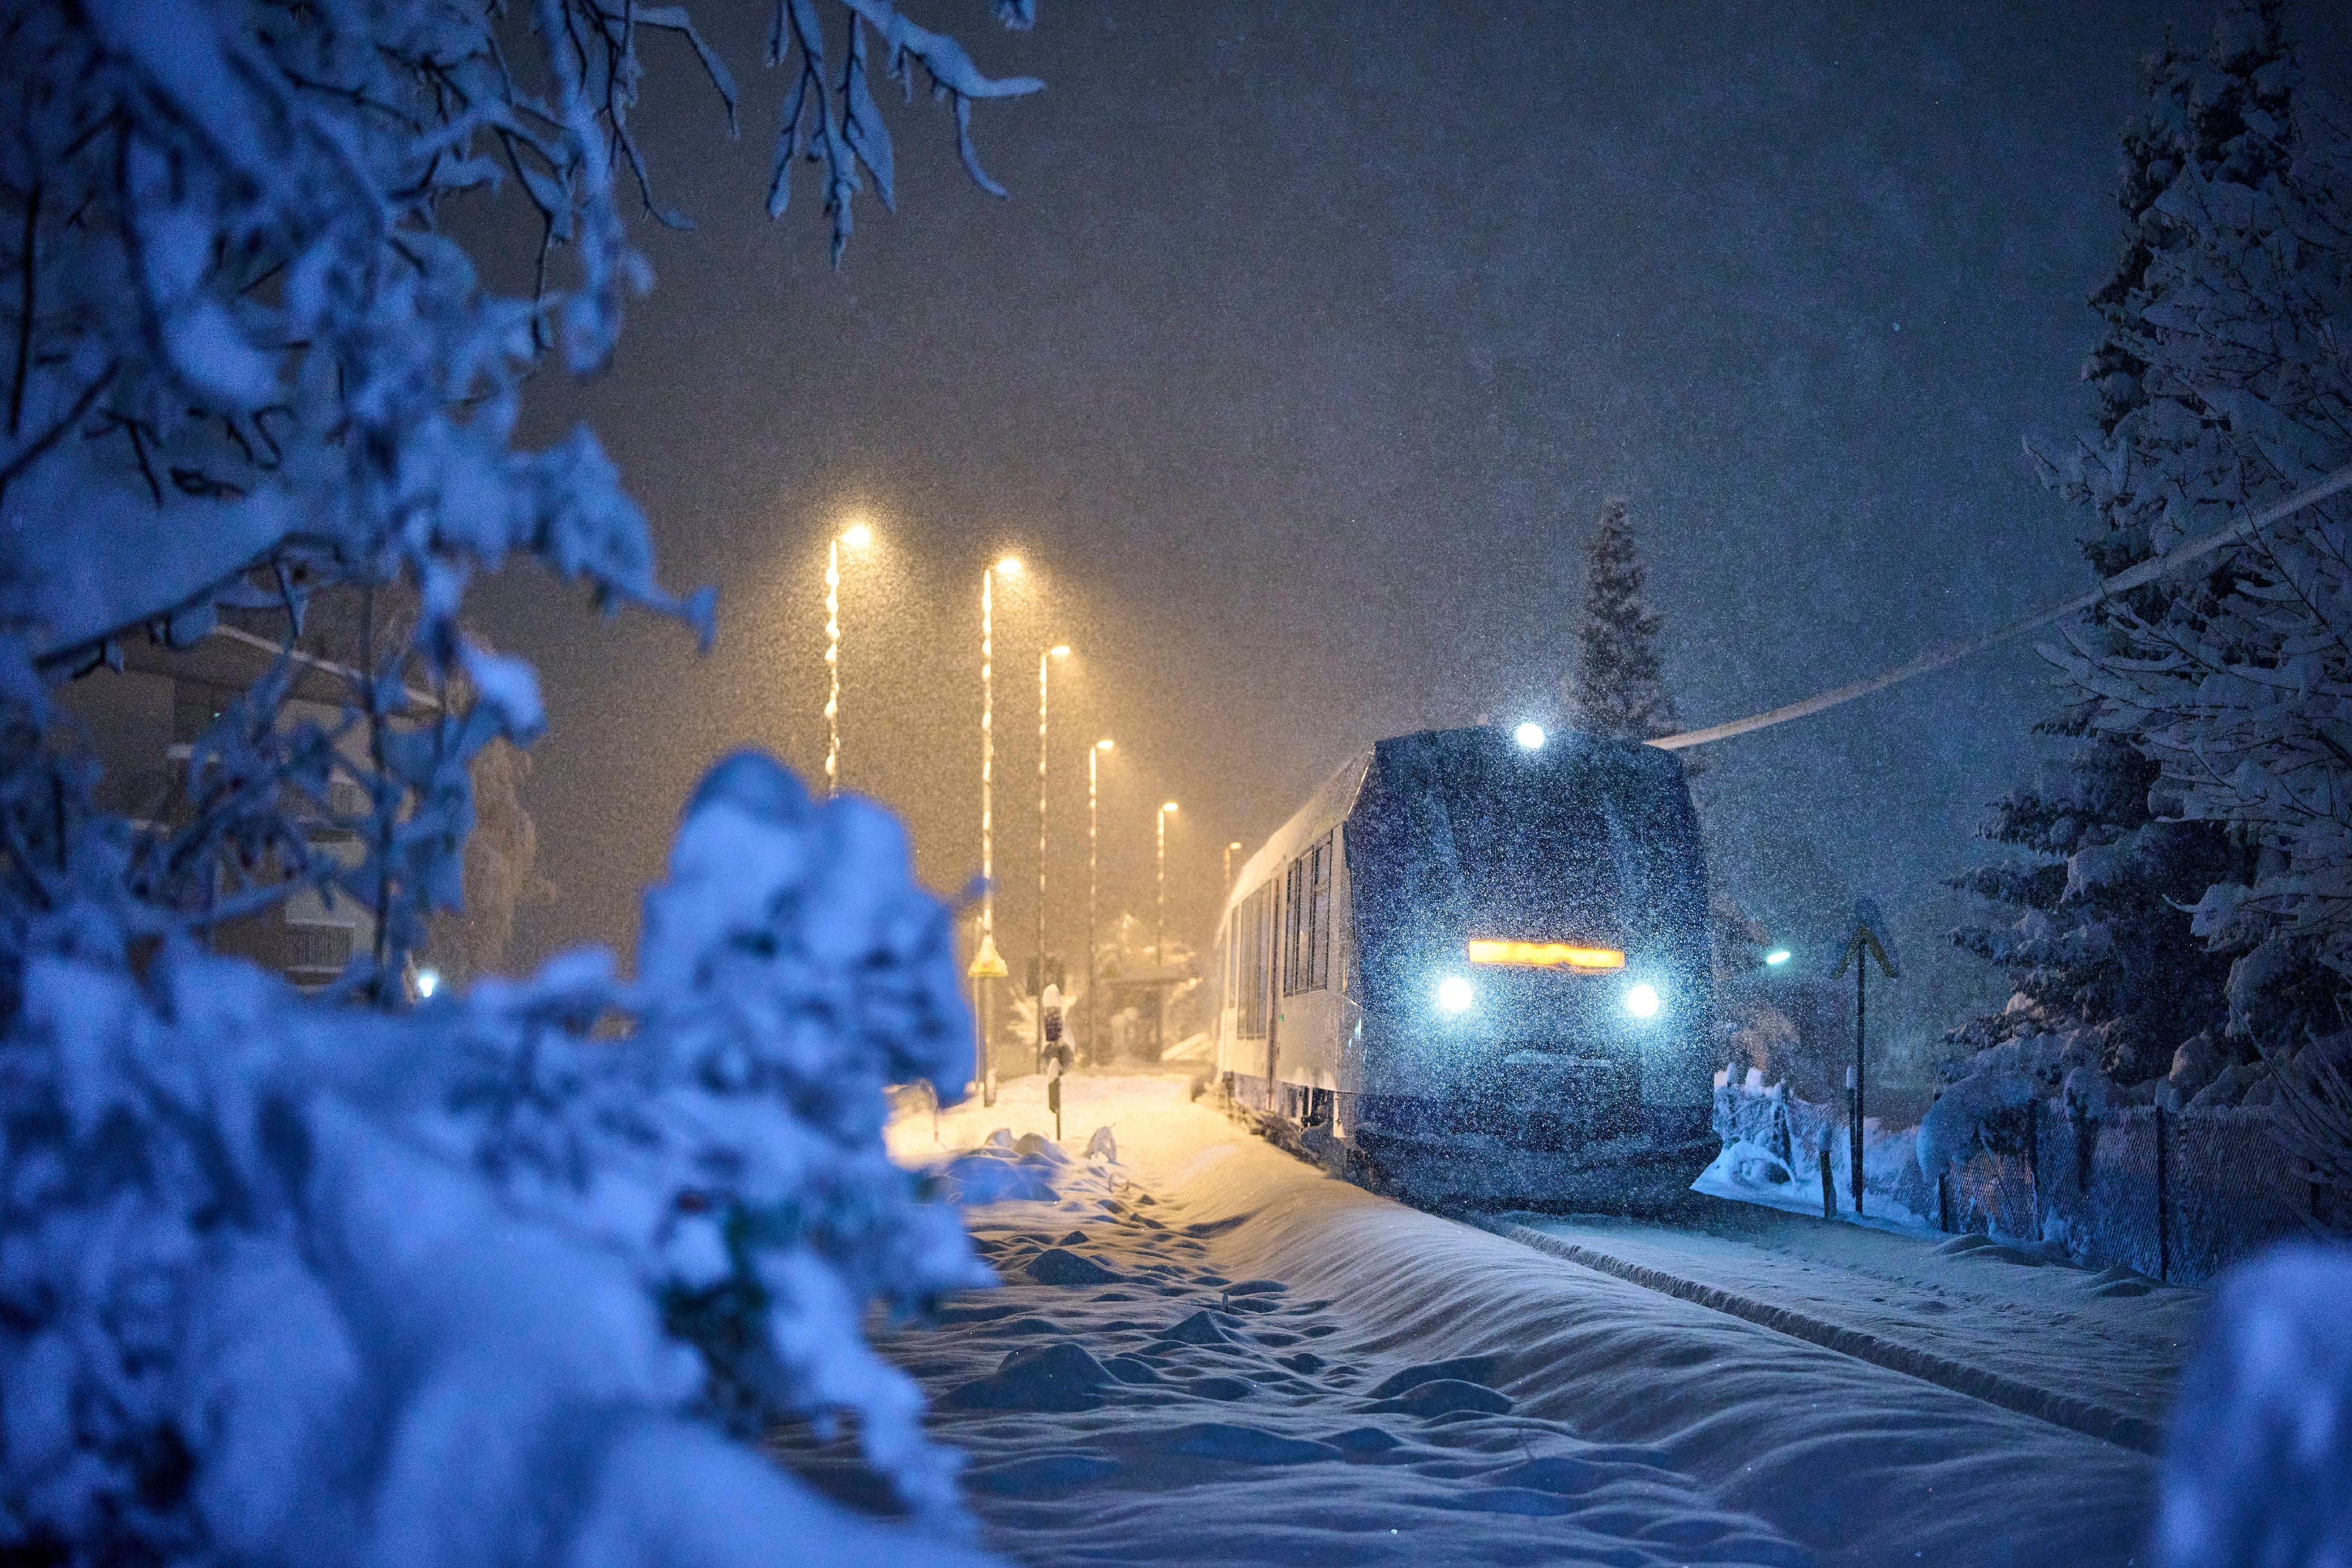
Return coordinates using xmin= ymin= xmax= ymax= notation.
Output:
xmin=1563 ymin=498 xmax=1687 ymax=748
xmin=1946 ymin=715 xmax=2239 ymax=1088
xmin=2044 ymin=0 xmax=2352 ymax=1060
xmin=1948 ymin=0 xmax=2345 ymax=1112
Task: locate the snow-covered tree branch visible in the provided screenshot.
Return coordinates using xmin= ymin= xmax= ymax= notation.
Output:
xmin=0 ymin=0 xmax=1044 ymax=1560
xmin=0 ymin=0 xmax=1038 ymax=997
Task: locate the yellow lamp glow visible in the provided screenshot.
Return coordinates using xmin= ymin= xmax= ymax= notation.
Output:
xmin=1050 ymin=644 xmax=1071 ymax=657
xmin=1096 ymin=738 xmax=1114 ymax=751
xmin=841 ymin=521 xmax=873 ymax=549
xmin=1466 ymin=940 xmax=1625 ymax=971
xmin=995 ymin=555 xmax=1024 ymax=577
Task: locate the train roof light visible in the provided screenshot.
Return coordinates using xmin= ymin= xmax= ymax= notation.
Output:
xmin=1624 ymin=982 xmax=1661 ymax=1018
xmin=1435 ymin=975 xmax=1474 ymax=1014
xmin=1467 ymin=940 xmax=1624 ymax=970
xmin=1514 ymin=722 xmax=1546 ymax=751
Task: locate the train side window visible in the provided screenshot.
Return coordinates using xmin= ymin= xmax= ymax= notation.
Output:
xmin=1282 ymin=856 xmax=1306 ymax=995
xmin=1307 ymin=833 xmax=1332 ymax=991
xmin=1237 ymin=881 xmax=1273 ymax=1038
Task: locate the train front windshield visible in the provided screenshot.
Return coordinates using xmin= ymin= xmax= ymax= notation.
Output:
xmin=1349 ymin=727 xmax=1710 ymax=1029
xmin=1441 ymin=744 xmax=1690 ymax=956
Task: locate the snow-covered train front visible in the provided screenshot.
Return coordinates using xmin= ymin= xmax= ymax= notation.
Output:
xmin=1212 ymin=724 xmax=1715 ymax=1209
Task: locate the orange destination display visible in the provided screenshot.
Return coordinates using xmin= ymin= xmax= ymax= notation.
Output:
xmin=1464 ymin=940 xmax=1625 ymax=970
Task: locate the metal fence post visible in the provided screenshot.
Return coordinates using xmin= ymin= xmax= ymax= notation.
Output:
xmin=2025 ymin=1101 xmax=2041 ymax=1241
xmin=2154 ymin=1102 xmax=2169 ymax=1285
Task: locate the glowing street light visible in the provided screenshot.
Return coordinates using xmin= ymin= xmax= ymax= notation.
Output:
xmin=1764 ymin=949 xmax=1792 ymax=966
xmin=1514 ymin=721 xmax=1547 ymax=751
xmin=1156 ymin=800 xmax=1179 ymax=963
xmin=823 ymin=520 xmax=875 ymax=795
xmin=1036 ymin=643 xmax=1072 ymax=1022
xmin=1225 ymin=839 xmax=1243 ymax=888
xmin=1088 ymin=738 xmax=1112 ymax=1062
xmin=970 ymin=555 xmax=1024 ymax=1093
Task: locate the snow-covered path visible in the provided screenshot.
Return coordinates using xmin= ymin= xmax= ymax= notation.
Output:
xmin=844 ymin=1074 xmax=2167 ymax=1568
xmin=1494 ymin=1206 xmax=2204 ymax=1451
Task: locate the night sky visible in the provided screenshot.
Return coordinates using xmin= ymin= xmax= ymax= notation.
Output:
xmin=474 ymin=0 xmax=2350 ymax=1075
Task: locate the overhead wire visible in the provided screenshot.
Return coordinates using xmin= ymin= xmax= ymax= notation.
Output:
xmin=1646 ymin=460 xmax=2352 ymax=752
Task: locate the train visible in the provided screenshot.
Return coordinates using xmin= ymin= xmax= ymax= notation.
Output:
xmin=1210 ymin=722 xmax=1716 ymax=1209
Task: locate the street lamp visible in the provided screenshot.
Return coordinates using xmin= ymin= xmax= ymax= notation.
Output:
xmin=1225 ymin=839 xmax=1242 ymax=889
xmin=1037 ymin=642 xmax=1070 ymax=1037
xmin=1088 ymin=738 xmax=1111 ymax=1063
xmin=1157 ymin=800 xmax=1179 ymax=964
xmin=823 ymin=520 xmax=874 ymax=796
xmin=970 ymin=555 xmax=1022 ymax=1095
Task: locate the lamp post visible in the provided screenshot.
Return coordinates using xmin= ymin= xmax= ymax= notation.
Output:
xmin=823 ymin=520 xmax=873 ymax=796
xmin=1157 ymin=800 xmax=1179 ymax=964
xmin=1088 ymin=738 xmax=1111 ymax=1064
xmin=970 ymin=555 xmax=1021 ymax=1095
xmin=1036 ymin=642 xmax=1070 ymax=1049
xmin=1225 ymin=839 xmax=1242 ymax=889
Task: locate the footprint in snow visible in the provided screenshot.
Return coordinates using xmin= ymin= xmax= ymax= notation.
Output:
xmin=1185 ymin=1375 xmax=1257 ymax=1401
xmin=940 ymin=1341 xmax=1116 ymax=1413
xmin=964 ymin=1453 xmax=1123 ymax=1497
xmin=1324 ymin=1425 xmax=1403 ymax=1453
xmin=1025 ymin=1247 xmax=1123 ymax=1286
xmin=1157 ymin=1309 xmax=1241 ymax=1345
xmin=1167 ymin=1423 xmax=1338 ymax=1464
xmin=1364 ymin=1379 xmax=1515 ymax=1418
xmin=1365 ymin=1356 xmax=1505 ymax=1399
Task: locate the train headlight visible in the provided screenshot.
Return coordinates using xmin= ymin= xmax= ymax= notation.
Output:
xmin=1624 ymin=982 xmax=1661 ymax=1018
xmin=1436 ymin=975 xmax=1475 ymax=1014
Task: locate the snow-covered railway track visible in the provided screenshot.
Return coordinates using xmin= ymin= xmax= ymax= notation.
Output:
xmin=1471 ymin=1215 xmax=2166 ymax=1455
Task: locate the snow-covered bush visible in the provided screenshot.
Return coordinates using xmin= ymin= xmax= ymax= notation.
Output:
xmin=1917 ymin=1027 xmax=2134 ymax=1186
xmin=1702 ymin=1079 xmax=1938 ymax=1228
xmin=2157 ymin=1243 xmax=2352 ymax=1568
xmin=2 ymin=750 xmax=994 ymax=1564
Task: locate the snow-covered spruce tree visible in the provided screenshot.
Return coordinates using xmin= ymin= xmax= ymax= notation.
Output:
xmin=1945 ymin=711 xmax=2239 ymax=1090
xmin=1944 ymin=0 xmax=2339 ymax=1117
xmin=2046 ymin=0 xmax=2352 ymax=1077
xmin=0 ymin=0 xmax=1042 ymax=1561
xmin=1562 ymin=497 xmax=1689 ymax=747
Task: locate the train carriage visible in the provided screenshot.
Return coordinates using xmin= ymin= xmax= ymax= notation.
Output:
xmin=1212 ymin=723 xmax=1716 ymax=1209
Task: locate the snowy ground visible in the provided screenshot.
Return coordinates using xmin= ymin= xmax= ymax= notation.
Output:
xmin=809 ymin=1072 xmax=2174 ymax=1568
xmin=1499 ymin=1203 xmax=2205 ymax=1450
